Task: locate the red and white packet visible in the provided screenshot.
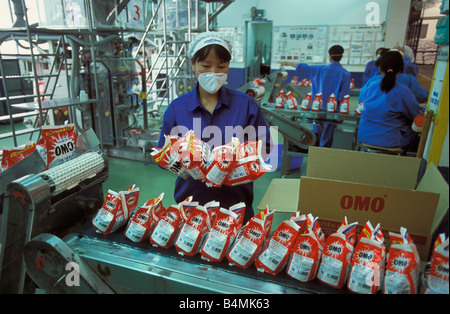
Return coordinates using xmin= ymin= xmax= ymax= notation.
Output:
xmin=92 ymin=185 xmax=140 ymax=234
xmin=299 ymin=92 xmax=312 ymax=110
xmin=255 ymin=212 xmax=306 ymax=275
xmin=124 ymin=193 xmax=165 ymax=242
xmin=311 ymin=93 xmax=323 ymax=111
xmin=326 ymin=93 xmax=337 ymax=113
xmin=225 ymin=141 xmax=272 ymax=187
xmin=299 ymin=78 xmax=311 ymax=87
xmin=285 ymin=91 xmax=298 ymax=110
xmin=347 ymin=221 xmax=386 ymax=294
xmin=178 ymin=130 xmax=211 ymax=181
xmin=151 ymin=135 xmax=190 ymax=179
xmin=205 ymin=137 xmax=240 ymax=187
xmin=175 ymin=205 xmax=210 ymax=256
xmin=205 ymin=200 xmax=220 ymax=224
xmin=37 ymin=124 xmax=78 ymax=169
xmin=286 ymin=214 xmax=325 ymax=282
xmin=1 ymin=142 xmax=36 ymax=172
xmin=226 ymin=207 xmax=275 ymax=269
xmin=354 ymin=103 xmax=364 ymax=115
xmin=275 ymin=90 xmax=285 ymax=109
xmin=339 ymin=95 xmax=350 ymax=114
xmin=200 ymin=207 xmax=239 ymax=262
xmin=383 ymin=227 xmax=420 ymax=294
xmin=150 ymin=203 xmax=183 ymax=248
xmin=317 ymin=217 xmax=358 ymax=289
xmin=424 ymin=234 xmax=449 ymax=294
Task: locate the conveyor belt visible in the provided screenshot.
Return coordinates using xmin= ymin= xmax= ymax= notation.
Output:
xmin=55 ymin=222 xmax=352 ymax=294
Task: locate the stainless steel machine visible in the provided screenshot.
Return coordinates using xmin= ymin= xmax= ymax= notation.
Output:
xmin=0 ymin=147 xmax=108 ymax=293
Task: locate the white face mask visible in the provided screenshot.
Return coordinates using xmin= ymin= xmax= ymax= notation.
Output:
xmin=196 ymin=67 xmax=227 ymax=94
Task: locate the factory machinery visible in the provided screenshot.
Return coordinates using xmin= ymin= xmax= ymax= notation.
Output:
xmin=0 ymin=131 xmax=109 ymax=294
xmin=241 ymin=70 xmax=360 ymax=176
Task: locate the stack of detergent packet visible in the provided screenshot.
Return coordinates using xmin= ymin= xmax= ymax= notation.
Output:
xmin=151 ymin=130 xmax=272 ymax=188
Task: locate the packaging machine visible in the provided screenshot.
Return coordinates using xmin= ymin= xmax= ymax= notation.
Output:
xmin=0 ymin=131 xmax=109 ymax=293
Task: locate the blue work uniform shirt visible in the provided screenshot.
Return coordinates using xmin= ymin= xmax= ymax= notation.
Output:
xmin=357 ymin=76 xmax=423 ymax=148
xmin=404 ymin=56 xmax=419 ymax=78
xmin=362 ymin=60 xmax=381 ymax=86
xmin=295 ymin=61 xmax=351 ymax=108
xmin=361 ymin=73 xmax=429 ymax=104
xmin=157 ymin=83 xmax=271 ymax=223
xmin=295 ymin=61 xmax=351 ymax=147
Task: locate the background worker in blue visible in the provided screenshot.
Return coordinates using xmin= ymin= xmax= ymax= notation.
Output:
xmin=358 ymin=50 xmax=424 ymax=151
xmin=281 ymin=45 xmax=351 ymax=147
xmin=157 ymin=32 xmax=271 ymax=224
xmin=360 ymin=48 xmax=429 ymax=103
xmin=402 ymin=45 xmax=419 ymax=78
xmin=362 ymin=47 xmax=389 ymax=85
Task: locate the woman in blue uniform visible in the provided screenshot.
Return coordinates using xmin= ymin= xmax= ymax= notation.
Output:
xmin=157 ymin=32 xmax=271 ymax=223
xmin=358 ymin=50 xmax=423 ymax=150
xmin=362 ymin=47 xmax=388 ymax=85
xmin=282 ymin=45 xmax=351 ymax=147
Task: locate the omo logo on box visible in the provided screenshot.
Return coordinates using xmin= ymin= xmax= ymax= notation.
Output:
xmin=340 ymin=194 xmax=387 ymax=213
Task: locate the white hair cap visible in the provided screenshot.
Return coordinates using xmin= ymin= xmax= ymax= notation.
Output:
xmin=403 ymin=45 xmax=415 ymax=63
xmin=188 ymin=32 xmax=232 ymax=60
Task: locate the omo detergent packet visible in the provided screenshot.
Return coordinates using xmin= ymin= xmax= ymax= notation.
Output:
xmin=347 ymin=221 xmax=386 ymax=294
xmin=383 ymin=227 xmax=420 ymax=294
xmin=317 ymin=217 xmax=357 ymax=289
xmin=255 ymin=212 xmax=306 ymax=275
xmin=286 ymin=214 xmax=325 ymax=282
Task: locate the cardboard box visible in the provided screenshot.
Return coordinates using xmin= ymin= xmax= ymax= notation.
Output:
xmin=258 ymin=147 xmax=448 ymax=261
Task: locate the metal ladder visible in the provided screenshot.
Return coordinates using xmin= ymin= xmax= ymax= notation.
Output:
xmin=0 ymin=33 xmax=71 ymax=147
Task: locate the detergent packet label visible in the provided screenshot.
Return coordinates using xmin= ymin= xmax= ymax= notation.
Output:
xmin=205 ymin=200 xmax=220 ymax=224
xmin=224 ymin=141 xmax=272 ymax=187
xmin=1 ymin=142 xmax=36 ymax=172
xmin=326 ymin=93 xmax=337 ymax=113
xmin=311 ymin=93 xmax=322 ymax=111
xmin=230 ymin=202 xmax=246 ymax=231
xmin=347 ymin=237 xmax=385 ymax=294
xmin=317 ymin=230 xmax=354 ymax=289
xmin=339 ymin=95 xmax=350 ymax=114
xmin=226 ymin=208 xmax=274 ymax=269
xmin=201 ymin=208 xmax=238 ymax=262
xmin=93 ymin=190 xmax=125 ymax=234
xmin=178 ymin=130 xmax=211 ymax=181
xmin=227 ymin=219 xmax=265 ymax=268
xmin=120 ymin=185 xmax=140 ymax=219
xmin=125 ymin=194 xmax=164 ymax=242
xmin=151 ymin=135 xmax=190 ymax=179
xmin=175 ymin=205 xmax=210 ymax=256
xmin=384 ymin=244 xmax=420 ymax=294
xmin=205 ymin=137 xmax=240 ymax=187
xmin=354 ymin=103 xmax=364 ymax=115
xmin=38 ymin=124 xmax=77 ymax=169
xmin=287 ymin=214 xmax=324 ymax=282
xmin=255 ymin=214 xmax=303 ymax=275
xmin=425 ymin=236 xmax=449 ymax=294
xmin=285 ymin=91 xmax=298 ymax=110
xmin=275 ymin=90 xmax=285 ymax=108
xmin=300 ymin=92 xmax=312 ymax=110
xmin=150 ymin=204 xmax=183 ymax=248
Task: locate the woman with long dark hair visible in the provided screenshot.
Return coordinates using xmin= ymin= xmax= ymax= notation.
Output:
xmin=357 ymin=50 xmax=424 ymax=151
